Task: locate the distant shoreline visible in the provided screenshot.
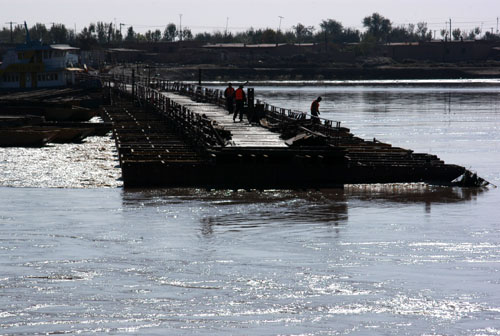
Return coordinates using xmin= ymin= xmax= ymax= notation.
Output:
xmin=120 ymin=64 xmax=500 ymax=83
xmin=194 ymin=78 xmax=500 ymax=87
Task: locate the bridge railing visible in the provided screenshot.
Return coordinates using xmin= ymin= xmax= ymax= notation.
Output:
xmin=105 ymin=73 xmax=345 ymax=141
xmin=255 ymin=99 xmax=344 ymax=138
xmin=159 ymin=81 xmax=345 ymax=134
xmin=106 ymin=75 xmax=229 ymax=150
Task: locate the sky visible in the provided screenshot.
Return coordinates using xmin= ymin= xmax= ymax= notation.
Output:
xmin=2 ymin=0 xmax=500 ymax=35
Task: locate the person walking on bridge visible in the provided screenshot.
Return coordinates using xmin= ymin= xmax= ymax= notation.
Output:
xmin=233 ymin=85 xmax=246 ymax=122
xmin=224 ymin=83 xmax=235 ymax=115
xmin=310 ymin=96 xmax=322 ymax=123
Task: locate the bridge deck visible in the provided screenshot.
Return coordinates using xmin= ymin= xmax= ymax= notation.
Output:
xmin=161 ymin=92 xmax=287 ymax=148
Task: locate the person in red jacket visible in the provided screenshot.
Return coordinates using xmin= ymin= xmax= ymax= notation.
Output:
xmin=233 ymin=85 xmax=246 ymax=122
xmin=310 ymin=96 xmax=322 ymax=123
xmin=224 ymin=83 xmax=235 ymax=115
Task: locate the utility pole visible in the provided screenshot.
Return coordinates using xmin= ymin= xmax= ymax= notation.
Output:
xmin=277 ymin=16 xmax=284 ymax=46
xmin=5 ymin=21 xmax=17 ymax=43
xmin=225 ymin=17 xmax=229 ymax=37
xmin=179 ymin=14 xmax=182 ymax=42
xmin=119 ymin=23 xmax=125 ymax=36
xmin=278 ymin=16 xmax=284 ymax=32
xmin=449 ymin=18 xmax=452 ymax=41
xmin=497 ymin=17 xmax=499 ymax=34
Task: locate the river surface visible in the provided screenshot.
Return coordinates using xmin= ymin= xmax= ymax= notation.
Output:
xmin=1 ymin=84 xmax=499 ymax=335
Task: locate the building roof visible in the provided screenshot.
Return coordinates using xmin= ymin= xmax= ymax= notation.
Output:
xmin=50 ymin=44 xmax=79 ymax=51
xmin=14 ymin=43 xmax=78 ymax=52
xmin=203 ymin=43 xmax=315 ymax=48
xmin=107 ymin=48 xmax=143 ymax=53
xmin=65 ymin=67 xmax=84 ymax=72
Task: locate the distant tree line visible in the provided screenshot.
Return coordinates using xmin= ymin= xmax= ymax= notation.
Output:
xmin=1 ymin=14 xmax=499 ymax=48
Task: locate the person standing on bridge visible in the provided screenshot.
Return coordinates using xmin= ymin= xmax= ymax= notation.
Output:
xmin=233 ymin=85 xmax=246 ymax=122
xmin=224 ymin=83 xmax=235 ymax=115
xmin=310 ymin=96 xmax=322 ymax=123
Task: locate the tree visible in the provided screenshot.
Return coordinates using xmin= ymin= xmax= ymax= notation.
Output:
xmin=163 ymin=23 xmax=177 ymax=42
xmin=153 ymin=29 xmax=162 ymax=42
xmin=388 ymin=25 xmax=414 ymax=42
xmin=67 ymin=29 xmax=76 ymax=44
xmin=144 ymin=30 xmax=152 ymax=42
xmin=107 ymin=23 xmax=114 ymax=43
xmin=320 ymin=19 xmax=343 ymax=42
xmin=452 ymin=28 xmax=462 ymax=41
xmin=275 ymin=30 xmax=286 ymax=44
xmin=440 ymin=29 xmax=448 ymax=39
xmin=49 ymin=24 xmax=68 ymax=43
xmin=29 ymin=23 xmax=48 ymax=43
xmin=95 ymin=21 xmax=109 ymax=44
xmin=340 ymin=28 xmax=361 ymax=43
xmin=125 ymin=26 xmax=135 ymax=42
xmin=181 ymin=27 xmax=193 ymax=41
xmin=76 ymin=24 xmax=97 ymax=49
xmin=416 ymin=22 xmax=432 ymax=41
xmin=466 ymin=27 xmax=481 ymax=40
xmin=261 ymin=28 xmax=277 ymax=43
xmin=246 ymin=27 xmax=260 ymax=44
xmin=135 ymin=33 xmax=147 ymax=42
xmin=293 ymin=23 xmax=315 ymax=43
xmin=483 ymin=31 xmax=500 ymax=40
xmin=362 ymin=13 xmax=392 ymax=42
xmin=114 ymin=29 xmax=123 ymax=43
xmin=194 ymin=32 xmax=213 ymax=43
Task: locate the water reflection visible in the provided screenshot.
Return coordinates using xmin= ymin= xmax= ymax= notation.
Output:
xmin=122 ymin=185 xmax=483 ymax=205
xmin=346 ymin=184 xmax=487 ymax=214
xmin=121 ymin=188 xmax=349 ymax=224
xmin=345 ymin=184 xmax=485 ymax=204
xmin=121 ymin=184 xmax=484 ymax=230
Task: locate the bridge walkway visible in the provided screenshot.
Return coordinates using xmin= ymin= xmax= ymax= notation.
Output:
xmin=160 ymin=91 xmax=287 ymax=148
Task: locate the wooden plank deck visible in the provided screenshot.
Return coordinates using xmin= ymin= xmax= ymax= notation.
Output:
xmin=161 ymin=92 xmax=287 ymax=148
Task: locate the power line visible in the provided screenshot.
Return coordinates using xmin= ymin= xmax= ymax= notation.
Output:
xmin=5 ymin=16 xmax=499 ymax=37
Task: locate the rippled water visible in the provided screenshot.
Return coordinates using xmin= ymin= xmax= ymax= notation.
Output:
xmin=0 ymin=117 xmax=121 ymax=188
xmin=1 ymin=84 xmax=499 ymax=335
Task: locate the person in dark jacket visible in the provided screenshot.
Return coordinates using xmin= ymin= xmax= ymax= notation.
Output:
xmin=310 ymin=96 xmax=322 ymax=123
xmin=224 ymin=83 xmax=235 ymax=115
xmin=233 ymin=85 xmax=246 ymax=122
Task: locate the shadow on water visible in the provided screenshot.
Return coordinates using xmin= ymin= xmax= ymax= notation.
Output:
xmin=122 ymin=184 xmax=485 ymax=205
xmin=121 ymin=188 xmax=349 ymax=221
xmin=345 ymin=184 xmax=488 ymax=214
xmin=344 ymin=184 xmax=486 ymax=203
xmin=120 ymin=185 xmax=486 ymax=229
